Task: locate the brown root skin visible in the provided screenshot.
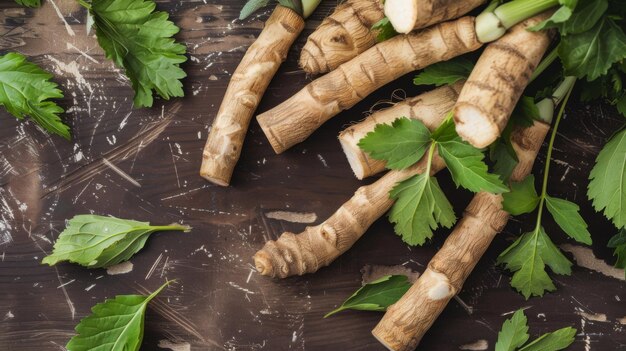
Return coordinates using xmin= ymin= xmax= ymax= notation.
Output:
xmin=453 ymin=12 xmax=553 ymax=149
xmin=254 ymin=156 xmax=447 ymax=278
xmin=372 ymin=120 xmax=550 ymax=351
xmin=200 ymin=6 xmax=304 ymax=186
xmin=339 ymin=81 xmax=464 ymax=180
xmin=385 ymin=0 xmax=487 ymax=34
xmin=259 ymin=16 xmax=482 ymax=154
xmin=300 ymin=0 xmax=384 ymax=75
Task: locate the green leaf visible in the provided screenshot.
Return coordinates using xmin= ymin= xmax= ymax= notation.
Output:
xmin=545 ymin=195 xmax=592 ymax=245
xmin=617 ymin=94 xmax=626 ymax=118
xmin=518 ymin=327 xmax=577 ymax=351
xmin=558 ymin=15 xmax=626 ymax=81
xmin=389 ymin=173 xmax=456 ymax=246
xmin=372 ymin=18 xmax=397 ymax=42
xmin=240 ymin=0 xmax=271 ymax=19
xmin=529 ymin=1 xmax=576 ymax=32
xmin=325 ymin=275 xmax=411 ymax=317
xmin=495 ymin=310 xmax=530 ymax=351
xmin=42 ymin=215 xmax=190 ymax=268
xmin=14 ymin=0 xmax=41 ymax=7
xmin=503 ymin=175 xmax=540 ymax=215
xmin=277 ymin=0 xmax=303 ymax=16
xmin=608 ymin=229 xmax=626 ymax=271
xmin=511 ymin=96 xmax=540 ymax=128
xmin=66 ymin=281 xmax=170 ymax=351
xmin=498 ymin=227 xmax=572 ymax=299
xmin=0 ymin=52 xmax=69 ymax=139
xmin=434 ymin=120 xmax=509 ymax=194
xmin=557 ymin=0 xmax=608 ymax=35
xmin=413 ymin=57 xmax=474 ymax=87
xmin=358 ymin=117 xmax=432 ymax=170
xmin=88 ymin=0 xmax=187 ymax=108
xmin=587 ymin=128 xmax=626 ymax=228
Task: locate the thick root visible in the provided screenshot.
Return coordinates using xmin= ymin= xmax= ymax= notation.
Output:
xmin=372 ymin=120 xmax=550 ymax=351
xmin=254 ymin=156 xmax=446 ymax=278
xmin=385 ymin=0 xmax=486 ymax=34
xmin=200 ymin=6 xmax=304 ymax=186
xmin=454 ymin=13 xmax=553 ymax=149
xmin=258 ymin=17 xmax=481 ymax=154
xmin=339 ymin=81 xmax=463 ymax=180
xmin=300 ymin=0 xmax=384 ymax=75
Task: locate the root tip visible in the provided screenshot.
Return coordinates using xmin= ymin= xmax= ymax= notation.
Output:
xmin=253 ymin=252 xmax=274 ymax=277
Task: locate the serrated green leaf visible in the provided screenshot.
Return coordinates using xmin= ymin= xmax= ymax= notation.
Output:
xmin=503 ymin=175 xmax=540 ymax=215
xmin=495 ymin=310 xmax=530 ymax=351
xmin=511 ymin=96 xmax=540 ymax=127
xmin=42 ymin=215 xmax=189 ymax=268
xmin=325 ymin=275 xmax=411 ymax=317
xmin=608 ymin=229 xmax=626 ymax=271
xmin=545 ymin=195 xmax=592 ymax=244
xmin=372 ymin=18 xmax=397 ymax=42
xmin=88 ymin=0 xmax=187 ymax=108
xmin=240 ymin=0 xmax=271 ymax=19
xmin=358 ymin=117 xmax=432 ymax=170
xmin=498 ymin=227 xmax=572 ymax=299
xmin=518 ymin=327 xmax=576 ymax=351
xmin=587 ymin=128 xmax=626 ymax=228
xmin=66 ymin=281 xmax=169 ymax=351
xmin=0 ymin=52 xmax=69 ymax=139
xmin=389 ymin=173 xmax=456 ymax=246
xmin=413 ymin=57 xmax=473 ymax=87
xmin=14 ymin=0 xmax=40 ymax=7
xmin=558 ymin=15 xmax=626 ymax=81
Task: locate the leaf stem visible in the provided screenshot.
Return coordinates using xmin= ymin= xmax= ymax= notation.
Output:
xmin=530 ymin=47 xmax=559 ymax=83
xmin=77 ymin=0 xmax=91 ymax=10
xmin=425 ymin=140 xmax=437 ymax=176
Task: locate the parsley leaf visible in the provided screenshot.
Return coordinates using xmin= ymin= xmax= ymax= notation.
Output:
xmin=358 ymin=117 xmax=432 ymax=170
xmin=608 ymin=229 xmax=626 ymax=274
xmin=14 ymin=0 xmax=40 ymax=6
xmin=495 ymin=310 xmax=530 ymax=351
xmin=587 ymin=128 xmax=626 ymax=228
xmin=413 ymin=57 xmax=474 ymax=87
xmin=434 ymin=119 xmax=509 ymax=193
xmin=86 ymin=0 xmax=187 ymax=108
xmin=42 ymin=215 xmax=190 ymax=268
xmin=325 ymin=275 xmax=411 ymax=317
xmin=498 ymin=226 xmax=572 ymax=299
xmin=240 ymin=0 xmax=271 ymax=19
xmin=0 ymin=52 xmax=69 ymax=139
xmin=518 ymin=327 xmax=577 ymax=351
xmin=389 ymin=172 xmax=456 ymax=246
xmin=545 ymin=195 xmax=592 ymax=245
xmin=372 ymin=18 xmax=397 ymax=42
xmin=503 ymin=175 xmax=540 ymax=216
xmin=66 ymin=281 xmax=169 ymax=351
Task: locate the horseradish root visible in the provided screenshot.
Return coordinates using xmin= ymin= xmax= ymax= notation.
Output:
xmin=384 ymin=0 xmax=486 ymax=34
xmin=258 ymin=17 xmax=481 ymax=154
xmin=454 ymin=13 xmax=552 ymax=149
xmin=200 ymin=6 xmax=304 ymax=186
xmin=372 ymin=120 xmax=550 ymax=351
xmin=299 ymin=0 xmax=384 ymax=75
xmin=339 ymin=81 xmax=464 ymax=180
xmin=254 ymin=157 xmax=447 ymax=278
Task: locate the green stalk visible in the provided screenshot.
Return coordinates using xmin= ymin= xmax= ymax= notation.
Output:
xmin=494 ymin=0 xmax=559 ymax=29
xmin=301 ymin=0 xmax=322 ymax=19
xmin=530 ymin=48 xmax=559 ymax=83
xmin=425 ymin=141 xmax=437 ymax=177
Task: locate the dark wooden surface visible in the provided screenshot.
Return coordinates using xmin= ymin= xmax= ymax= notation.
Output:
xmin=0 ymin=1 xmax=624 ymax=350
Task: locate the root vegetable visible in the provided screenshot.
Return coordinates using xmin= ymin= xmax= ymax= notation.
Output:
xmin=299 ymin=0 xmax=384 ymax=75
xmin=339 ymin=81 xmax=464 ymax=180
xmin=254 ymin=156 xmax=447 ymax=278
xmin=258 ymin=17 xmax=481 ymax=154
xmin=384 ymin=0 xmax=486 ymax=34
xmin=200 ymin=6 xmax=305 ymax=186
xmin=454 ymin=13 xmax=553 ymax=149
xmin=371 ymin=120 xmax=550 ymax=351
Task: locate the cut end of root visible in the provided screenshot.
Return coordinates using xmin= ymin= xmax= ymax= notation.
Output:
xmin=339 ymin=135 xmax=367 ymax=180
xmin=371 ymin=329 xmax=400 ymax=351
xmin=257 ymin=114 xmax=288 ymax=154
xmin=454 ymin=104 xmax=500 ymax=149
xmin=253 ymin=252 xmax=274 ymax=277
xmin=384 ymin=0 xmax=417 ymax=34
xmin=199 ymin=166 xmax=231 ymax=187
xmin=299 ymin=45 xmax=323 ymax=75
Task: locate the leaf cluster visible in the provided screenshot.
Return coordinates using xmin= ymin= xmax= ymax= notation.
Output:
xmin=496 ymin=309 xmax=576 ymax=351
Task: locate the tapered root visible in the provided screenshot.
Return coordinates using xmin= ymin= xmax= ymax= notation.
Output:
xmin=200 ymin=6 xmax=304 ymax=185
xmin=259 ymin=16 xmax=482 ymax=154
xmin=453 ymin=12 xmax=553 ymax=148
xmin=254 ymin=157 xmax=446 ymax=278
xmin=372 ymin=121 xmax=550 ymax=351
xmin=339 ymin=81 xmax=464 ymax=179
xmin=300 ymin=0 xmax=384 ymax=75
xmin=385 ymin=0 xmax=487 ymax=34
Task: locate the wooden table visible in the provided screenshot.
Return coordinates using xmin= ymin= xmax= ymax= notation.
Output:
xmin=0 ymin=1 xmax=624 ymax=350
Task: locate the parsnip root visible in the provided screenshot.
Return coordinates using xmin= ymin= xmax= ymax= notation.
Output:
xmin=254 ymin=156 xmax=446 ymax=278
xmin=454 ymin=13 xmax=552 ymax=149
xmin=300 ymin=0 xmax=384 ymax=75
xmin=372 ymin=120 xmax=550 ymax=351
xmin=385 ymin=0 xmax=486 ymax=34
xmin=258 ymin=17 xmax=482 ymax=154
xmin=339 ymin=81 xmax=464 ymax=180
xmin=200 ymin=6 xmax=304 ymax=186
